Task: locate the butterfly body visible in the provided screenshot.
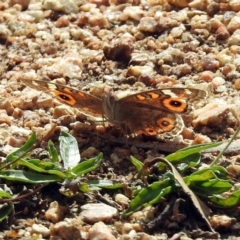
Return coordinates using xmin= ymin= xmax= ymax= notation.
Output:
xmin=21 ymin=78 xmax=207 ymax=138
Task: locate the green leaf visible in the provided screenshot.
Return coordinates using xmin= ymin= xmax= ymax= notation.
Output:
xmin=0 ymin=189 xmax=12 ymax=199
xmin=166 ymin=142 xmax=222 ymax=162
xmin=0 ymin=170 xmax=62 ymax=183
xmin=70 ymin=153 xmax=103 ymax=178
xmin=190 ymin=166 xmax=228 ymax=178
xmin=19 ymin=159 xmax=66 ymax=178
xmin=184 ymin=167 xmax=232 ymax=196
xmin=176 ymin=153 xmax=201 ymax=172
xmin=0 ymin=203 xmax=13 ymax=222
xmin=59 ymin=131 xmax=80 ymax=170
xmin=79 ymin=183 xmax=90 ymax=193
xmin=123 ymin=178 xmax=175 ymax=216
xmin=130 ymin=156 xmax=143 ymax=172
xmin=210 ymin=190 xmax=240 ymax=207
xmin=6 ymin=132 xmax=37 ymax=163
xmin=48 ymin=140 xmax=59 ymax=163
xmin=184 ymin=170 xmax=216 ymax=185
xmin=87 ymin=180 xmax=123 ymax=189
xmin=192 ymin=179 xmax=232 ymax=196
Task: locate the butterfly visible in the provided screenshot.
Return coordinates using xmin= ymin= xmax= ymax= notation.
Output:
xmin=21 ymin=78 xmax=207 ymax=138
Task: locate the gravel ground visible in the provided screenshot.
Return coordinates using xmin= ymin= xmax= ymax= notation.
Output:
xmin=1 ymin=0 xmax=240 ymax=239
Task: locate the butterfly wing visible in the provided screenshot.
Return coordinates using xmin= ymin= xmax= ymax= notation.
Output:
xmin=102 ymin=88 xmax=206 ymax=137
xmin=119 ymin=88 xmax=207 ymax=114
xmin=123 ymin=107 xmax=184 ymax=138
xmin=21 ymin=79 xmax=104 ymax=118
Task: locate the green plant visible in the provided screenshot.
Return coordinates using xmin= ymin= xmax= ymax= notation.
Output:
xmin=0 ymin=131 xmax=103 ymax=221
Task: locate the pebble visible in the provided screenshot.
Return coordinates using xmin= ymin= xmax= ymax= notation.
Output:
xmin=0 ymin=97 xmax=14 ymax=115
xmin=31 ymin=224 xmax=50 ymax=237
xmin=9 ymin=0 xmax=30 ymax=10
xmin=115 ymin=194 xmax=130 ymax=207
xmin=167 ymin=0 xmax=189 ymax=7
xmin=227 ymin=16 xmax=240 ymax=33
xmin=36 ymin=94 xmax=54 ymax=109
xmin=45 ymin=201 xmax=68 ymax=223
xmin=88 ymin=222 xmax=117 ymax=240
xmin=52 ymin=106 xmax=75 ymax=119
xmin=123 ymin=6 xmax=145 ymax=21
xmin=43 ymin=0 xmax=78 ymax=14
xmin=80 ymin=203 xmax=119 ymax=224
xmin=209 ymin=215 xmax=236 ymax=229
xmin=228 ymin=29 xmax=240 ymax=46
xmin=211 ymin=76 xmax=226 ymax=89
xmin=217 ymin=49 xmax=233 ymax=66
xmin=188 ymin=0 xmax=207 ymax=10
xmin=0 ymin=110 xmax=11 ymax=125
xmin=229 ymin=0 xmax=240 ymax=12
xmin=192 ymin=103 xmax=238 ymax=130
xmin=215 ymin=25 xmax=230 ymax=40
xmin=198 ymin=71 xmax=214 ymax=82
xmin=81 ymin=146 xmax=99 ymax=159
xmin=6 ymin=135 xmax=27 ymax=148
xmin=12 ymin=107 xmax=24 ymax=119
xmin=138 ymin=17 xmax=158 ymax=33
xmin=234 ymin=78 xmax=240 ymax=90
xmin=50 ymin=219 xmax=83 ymax=239
xmin=0 ymin=24 xmax=12 ymax=39
xmin=201 ymin=54 xmax=220 ymax=71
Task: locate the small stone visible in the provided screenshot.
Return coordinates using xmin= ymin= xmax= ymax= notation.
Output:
xmin=80 ymin=203 xmax=118 ymax=224
xmin=227 ymin=29 xmax=240 ymax=46
xmin=229 ymin=0 xmax=240 ymax=12
xmin=227 ymin=164 xmax=240 ymax=177
xmin=211 ymin=76 xmax=225 ymax=89
xmin=193 ymin=103 xmax=239 ymax=130
xmin=217 ymin=49 xmax=233 ymax=66
xmin=227 ymin=16 xmax=240 ymax=33
xmin=0 ymin=110 xmax=11 ymax=125
xmin=43 ymin=0 xmax=78 ymax=14
xmin=12 ymin=107 xmax=24 ymax=119
xmin=167 ymin=0 xmax=189 ymax=7
xmin=201 ymin=54 xmax=219 ymax=71
xmin=115 ymin=194 xmax=130 ymax=207
xmin=0 ymin=97 xmax=14 ymax=115
xmin=7 ymin=136 xmax=27 ymax=148
xmin=45 ymin=201 xmax=68 ymax=223
xmin=0 ymin=24 xmax=12 ymax=39
xmin=31 ymin=224 xmax=50 ymax=237
xmin=216 ymin=25 xmax=230 ymax=40
xmin=234 ymin=79 xmax=240 ymax=90
xmin=199 ymin=71 xmax=214 ymax=82
xmin=103 ymin=41 xmax=133 ymax=63
xmin=138 ymin=17 xmax=158 ymax=33
xmin=127 ymin=65 xmax=154 ymax=77
xmin=89 ymin=0 xmax=109 ymax=7
xmin=88 ymin=222 xmax=116 ymax=240
xmin=36 ymin=94 xmax=54 ymax=109
xmin=9 ymin=0 xmax=30 ymax=10
xmin=52 ymin=106 xmax=75 ymax=119
xmin=122 ymin=223 xmax=134 ymax=234
xmin=123 ymin=6 xmax=145 ymax=21
xmin=23 ymin=111 xmax=41 ymax=129
xmin=81 ymin=147 xmax=99 ymax=159
xmin=192 ymin=134 xmax=211 ymax=146
xmin=209 ymin=215 xmax=236 ymax=229
xmin=50 ymin=219 xmax=82 ymax=239
xmin=55 ymin=16 xmax=70 ymax=28
xmin=188 ymin=0 xmax=206 ymax=10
